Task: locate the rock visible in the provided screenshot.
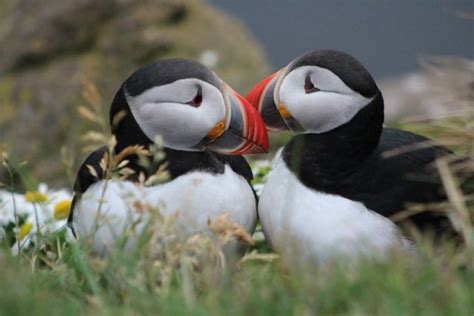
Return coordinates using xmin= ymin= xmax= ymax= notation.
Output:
xmin=0 ymin=0 xmax=270 ymax=188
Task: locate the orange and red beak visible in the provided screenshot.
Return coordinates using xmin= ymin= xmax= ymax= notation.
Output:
xmin=206 ymin=88 xmax=269 ymax=155
xmin=246 ymin=69 xmax=289 ymax=131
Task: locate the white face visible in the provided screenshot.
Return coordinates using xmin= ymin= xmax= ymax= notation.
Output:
xmin=125 ymin=78 xmax=228 ymax=151
xmin=276 ymin=65 xmax=373 ymax=133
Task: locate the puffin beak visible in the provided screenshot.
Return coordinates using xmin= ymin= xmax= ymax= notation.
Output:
xmin=246 ymin=68 xmax=290 ymax=131
xmin=206 ymin=87 xmax=269 ymax=155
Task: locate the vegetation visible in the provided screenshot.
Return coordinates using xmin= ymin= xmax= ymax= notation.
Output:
xmin=0 ymin=75 xmax=473 ymax=315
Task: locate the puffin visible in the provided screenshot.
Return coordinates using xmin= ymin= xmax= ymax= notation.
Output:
xmin=246 ymin=49 xmax=457 ymax=263
xmin=68 ymin=58 xmax=269 ymax=255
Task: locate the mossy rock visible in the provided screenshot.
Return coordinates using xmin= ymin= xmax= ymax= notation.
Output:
xmin=0 ymin=0 xmax=270 ymax=188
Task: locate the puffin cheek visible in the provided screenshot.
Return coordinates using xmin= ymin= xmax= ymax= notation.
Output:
xmin=207 ymin=101 xmax=227 ymax=126
xmin=292 ymin=93 xmax=356 ymax=133
xmin=142 ymin=104 xmax=202 ymax=148
xmin=197 ymin=101 xmax=226 ymax=133
xmin=295 ymin=95 xmax=334 ymax=131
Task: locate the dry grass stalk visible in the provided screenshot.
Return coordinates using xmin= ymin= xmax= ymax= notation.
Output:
xmin=239 ymin=250 xmax=280 ymax=264
xmin=81 ymin=77 xmax=102 ymax=108
xmin=208 ymin=213 xmax=255 ymax=246
xmin=77 ymin=106 xmax=101 ymax=125
xmin=112 ymin=145 xmax=150 ymax=168
xmin=78 ymin=79 xmax=110 ymax=155
xmin=134 ymin=210 xmax=230 ymax=295
xmin=0 ymin=144 xmax=7 ymax=165
xmin=99 ymin=151 xmax=109 ymax=173
xmin=86 ymin=164 xmax=99 ymax=179
xmin=81 ymin=131 xmax=108 ymax=144
xmin=144 ymin=162 xmax=170 ymax=187
xmin=436 ymin=157 xmax=472 ymax=245
xmin=390 ymin=202 xmax=450 ymax=223
xmin=381 ymin=139 xmax=447 ymax=159
xmin=111 ymin=110 xmax=127 ymax=130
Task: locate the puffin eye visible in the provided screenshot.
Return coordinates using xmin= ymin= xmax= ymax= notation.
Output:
xmin=304 ymin=76 xmax=320 ymax=94
xmin=186 ymin=87 xmax=203 ymax=107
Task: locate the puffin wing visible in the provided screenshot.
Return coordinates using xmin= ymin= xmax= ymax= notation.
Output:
xmin=67 ymin=146 xmax=108 ymax=226
xmin=216 ymin=154 xmax=253 ymax=183
xmin=353 ymin=128 xmax=456 ymax=235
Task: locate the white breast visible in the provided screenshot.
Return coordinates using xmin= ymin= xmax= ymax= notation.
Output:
xmin=258 ymin=153 xmax=411 ymax=265
xmin=73 ymin=165 xmax=256 ymax=255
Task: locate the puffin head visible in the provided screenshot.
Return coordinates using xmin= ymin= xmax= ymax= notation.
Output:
xmin=246 ymin=49 xmax=382 ymax=134
xmin=110 ymin=58 xmax=269 ymax=154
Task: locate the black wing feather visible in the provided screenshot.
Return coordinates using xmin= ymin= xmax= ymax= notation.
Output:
xmin=67 ymin=146 xmax=108 ymax=227
xmin=345 ymin=128 xmax=455 ymax=236
xmin=216 ymin=154 xmax=254 ymax=183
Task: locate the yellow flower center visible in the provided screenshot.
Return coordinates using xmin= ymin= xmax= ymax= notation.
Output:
xmin=25 ymin=191 xmax=49 ymax=203
xmin=19 ymin=222 xmax=33 ymax=240
xmin=54 ymin=199 xmax=72 ymax=220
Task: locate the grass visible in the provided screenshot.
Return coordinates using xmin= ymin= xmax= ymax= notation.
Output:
xmin=0 ymin=233 xmax=472 ymax=315
xmin=1 ymin=64 xmax=473 ymax=316
xmin=0 ymin=119 xmax=472 ymax=316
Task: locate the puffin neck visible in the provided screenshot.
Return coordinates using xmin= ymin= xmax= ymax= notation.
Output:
xmin=282 ymin=90 xmax=384 ymax=182
xmin=163 ymin=148 xmax=225 ymax=179
xmin=110 ymin=85 xmax=153 ymax=154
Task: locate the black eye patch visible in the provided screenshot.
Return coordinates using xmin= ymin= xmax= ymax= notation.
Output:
xmin=304 ymin=76 xmax=320 ymax=94
xmin=186 ymin=87 xmax=203 ymax=107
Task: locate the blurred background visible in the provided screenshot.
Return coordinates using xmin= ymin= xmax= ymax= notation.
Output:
xmin=0 ymin=0 xmax=472 ymax=187
xmin=212 ymin=0 xmax=473 ymax=77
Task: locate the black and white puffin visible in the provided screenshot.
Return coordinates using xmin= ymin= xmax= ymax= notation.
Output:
xmin=68 ymin=58 xmax=269 ymax=255
xmin=247 ymin=49 xmax=457 ymax=263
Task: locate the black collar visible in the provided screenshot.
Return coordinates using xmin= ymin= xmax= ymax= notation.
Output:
xmin=282 ymin=91 xmax=384 ymax=192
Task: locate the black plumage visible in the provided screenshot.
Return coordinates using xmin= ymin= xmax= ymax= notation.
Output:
xmin=280 ymin=50 xmax=459 ymax=238
xmin=73 ymin=146 xmax=252 ymax=196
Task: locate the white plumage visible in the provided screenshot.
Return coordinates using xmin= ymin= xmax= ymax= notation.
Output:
xmin=73 ymin=165 xmax=256 ymax=255
xmin=258 ymin=152 xmax=412 ymax=264
xmin=277 ymin=66 xmax=372 ymax=134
